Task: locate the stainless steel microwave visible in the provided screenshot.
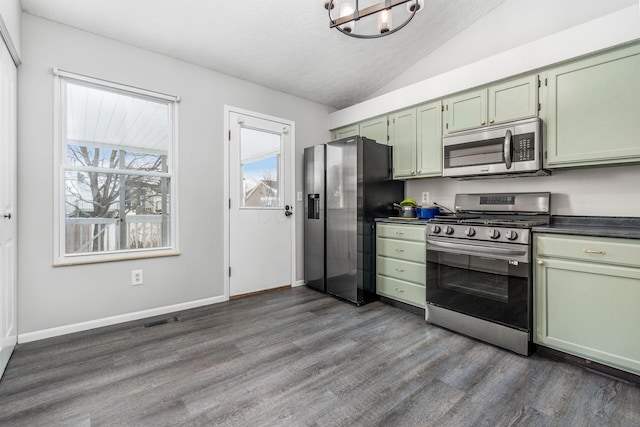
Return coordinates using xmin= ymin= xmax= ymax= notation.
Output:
xmin=442 ymin=117 xmax=548 ymax=179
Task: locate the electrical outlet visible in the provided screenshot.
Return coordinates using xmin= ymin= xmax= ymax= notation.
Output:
xmin=421 ymin=192 xmax=430 ymax=204
xmin=132 ymin=270 xmax=143 ymax=286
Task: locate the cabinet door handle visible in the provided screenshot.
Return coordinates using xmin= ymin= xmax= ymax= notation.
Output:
xmin=481 ymin=120 xmax=486 ymax=125
xmin=395 ymin=268 xmax=405 ymax=272
xmin=489 ymin=118 xmax=495 ymax=124
xmin=395 ymin=288 xmax=405 ymax=293
xmin=537 ymin=259 xmax=544 ymax=266
xmin=583 ymin=249 xmax=606 ymax=255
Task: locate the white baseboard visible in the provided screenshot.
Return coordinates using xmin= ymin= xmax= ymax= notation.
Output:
xmin=18 ymin=295 xmax=227 ymax=344
xmin=293 ymin=279 xmax=306 ymax=287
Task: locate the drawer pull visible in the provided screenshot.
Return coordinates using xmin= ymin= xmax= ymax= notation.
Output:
xmin=537 ymin=260 xmax=544 ymax=266
xmin=583 ymin=249 xmax=606 ymax=255
xmin=395 ymin=288 xmax=405 ymax=293
xmin=395 ymin=248 xmax=405 ymax=253
xmin=395 ymin=268 xmax=405 ymax=272
xmin=395 ymin=231 xmax=405 ymax=235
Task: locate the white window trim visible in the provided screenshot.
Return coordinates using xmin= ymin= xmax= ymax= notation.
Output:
xmin=52 ymin=69 xmax=180 ymax=266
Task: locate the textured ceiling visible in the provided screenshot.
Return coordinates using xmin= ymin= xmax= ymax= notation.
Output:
xmin=20 ymin=0 xmax=507 ymax=110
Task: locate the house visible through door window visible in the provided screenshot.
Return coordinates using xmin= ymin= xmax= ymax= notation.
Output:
xmin=240 ymin=127 xmax=281 ymax=208
xmin=54 ymin=70 xmax=179 ymax=264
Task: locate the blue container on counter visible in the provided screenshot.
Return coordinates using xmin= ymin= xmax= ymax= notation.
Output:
xmin=416 ymin=206 xmax=440 ymax=219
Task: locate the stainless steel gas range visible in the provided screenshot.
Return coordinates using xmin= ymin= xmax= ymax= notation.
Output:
xmin=425 ymin=192 xmax=550 ymax=356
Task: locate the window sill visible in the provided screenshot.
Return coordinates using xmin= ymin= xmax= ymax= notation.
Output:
xmin=53 ymin=248 xmax=180 ymax=267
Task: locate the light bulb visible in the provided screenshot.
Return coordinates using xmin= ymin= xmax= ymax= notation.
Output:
xmin=340 ymin=3 xmax=355 ymax=33
xmin=377 ymin=9 xmax=392 ymax=34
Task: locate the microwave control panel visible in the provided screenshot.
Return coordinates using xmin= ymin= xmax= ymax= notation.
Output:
xmin=513 ymin=132 xmax=535 ymax=162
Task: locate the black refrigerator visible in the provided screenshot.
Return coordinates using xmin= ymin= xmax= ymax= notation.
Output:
xmin=304 ymin=136 xmax=404 ymax=305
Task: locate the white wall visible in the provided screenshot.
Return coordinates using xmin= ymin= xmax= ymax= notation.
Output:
xmin=18 ymin=14 xmax=331 ymax=338
xmin=0 ymin=0 xmax=22 ymax=62
xmin=406 ymin=165 xmax=640 ymax=217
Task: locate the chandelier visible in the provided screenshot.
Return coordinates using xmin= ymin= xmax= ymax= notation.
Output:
xmin=323 ymin=0 xmax=424 ymax=39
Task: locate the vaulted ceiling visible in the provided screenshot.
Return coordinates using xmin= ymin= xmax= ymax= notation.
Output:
xmin=19 ymin=0 xmax=638 ymax=110
xmin=20 ymin=0 xmax=508 ymax=110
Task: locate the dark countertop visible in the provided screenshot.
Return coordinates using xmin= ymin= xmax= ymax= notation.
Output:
xmin=374 ymin=217 xmax=432 ymax=226
xmin=533 ymin=216 xmax=640 ymax=239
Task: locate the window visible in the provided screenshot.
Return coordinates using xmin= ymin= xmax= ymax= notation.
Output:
xmin=239 ymin=127 xmax=282 ymax=208
xmin=54 ymin=70 xmax=179 ymax=264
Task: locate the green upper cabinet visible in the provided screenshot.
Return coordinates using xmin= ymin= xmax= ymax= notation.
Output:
xmin=331 ymin=124 xmax=358 ymax=141
xmin=331 ymin=116 xmax=388 ymax=144
xmin=359 ymin=115 xmax=388 ymax=145
xmin=543 ymin=43 xmax=640 ymax=168
xmin=389 ymin=108 xmax=417 ymax=178
xmin=416 ymin=101 xmax=443 ymax=178
xmin=389 ymin=101 xmax=443 ymax=179
xmin=444 ymin=75 xmax=538 ymax=134
xmin=443 ymin=88 xmax=486 ymax=134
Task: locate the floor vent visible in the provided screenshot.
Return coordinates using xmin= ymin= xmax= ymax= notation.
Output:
xmin=144 ymin=316 xmax=179 ymax=328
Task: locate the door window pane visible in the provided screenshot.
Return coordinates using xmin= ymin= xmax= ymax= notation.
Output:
xmin=240 ymin=128 xmax=281 ymax=208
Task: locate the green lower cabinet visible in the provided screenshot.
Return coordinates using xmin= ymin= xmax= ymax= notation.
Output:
xmin=534 ymin=234 xmax=640 ymax=375
xmin=377 ymin=238 xmax=425 ymax=264
xmin=376 ymin=223 xmax=426 ymax=308
xmin=377 ymin=275 xmax=426 ymax=307
xmin=377 ymin=256 xmax=426 ymax=285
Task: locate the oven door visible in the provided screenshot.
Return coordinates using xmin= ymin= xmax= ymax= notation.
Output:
xmin=425 ymin=237 xmax=531 ymax=331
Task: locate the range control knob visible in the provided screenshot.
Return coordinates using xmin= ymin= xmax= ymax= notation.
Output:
xmin=465 ymin=227 xmax=476 ymax=237
xmin=488 ymin=229 xmax=500 ymax=239
xmin=432 ymin=225 xmax=441 ymax=234
xmin=505 ymin=230 xmax=519 ymax=241
xmin=445 ymin=226 xmax=455 ymax=235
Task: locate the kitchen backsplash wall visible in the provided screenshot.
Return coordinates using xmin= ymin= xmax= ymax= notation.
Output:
xmin=406 ymin=163 xmax=640 ymax=217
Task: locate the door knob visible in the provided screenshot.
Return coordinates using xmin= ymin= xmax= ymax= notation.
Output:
xmin=3 ymin=213 xmax=11 ymax=220
xmin=284 ymin=205 xmax=293 ymax=217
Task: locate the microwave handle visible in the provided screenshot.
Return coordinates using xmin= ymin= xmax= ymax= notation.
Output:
xmin=504 ymin=129 xmax=513 ymax=169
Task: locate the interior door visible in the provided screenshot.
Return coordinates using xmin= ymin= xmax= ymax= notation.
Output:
xmin=228 ymin=110 xmax=294 ymax=297
xmin=0 ymin=40 xmax=18 ymax=378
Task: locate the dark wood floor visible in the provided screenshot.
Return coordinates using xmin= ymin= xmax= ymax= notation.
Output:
xmin=1 ymin=286 xmax=639 ymax=426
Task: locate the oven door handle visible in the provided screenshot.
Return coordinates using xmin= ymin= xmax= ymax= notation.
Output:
xmin=426 ymin=239 xmax=528 ymax=261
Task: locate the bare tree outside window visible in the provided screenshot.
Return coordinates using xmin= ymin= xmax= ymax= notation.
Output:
xmin=57 ymin=74 xmax=176 ymax=260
